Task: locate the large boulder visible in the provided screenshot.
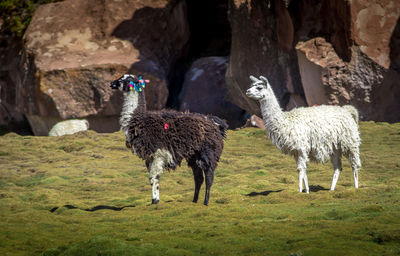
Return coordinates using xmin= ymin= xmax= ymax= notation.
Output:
xmin=179 ymin=56 xmax=249 ymax=128
xmin=19 ymin=0 xmax=189 ymax=135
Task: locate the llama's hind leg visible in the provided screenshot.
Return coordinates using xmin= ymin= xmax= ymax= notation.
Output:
xmin=192 ymin=166 xmax=204 ymax=203
xmin=330 ymin=151 xmax=342 ymax=191
xmin=204 ymin=169 xmax=214 ymax=205
xmin=296 ymin=154 xmax=309 ymax=193
xmin=348 ymin=149 xmax=361 ymax=189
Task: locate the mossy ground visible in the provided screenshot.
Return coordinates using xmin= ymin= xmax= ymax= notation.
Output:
xmin=0 ymin=121 xmax=399 ymax=256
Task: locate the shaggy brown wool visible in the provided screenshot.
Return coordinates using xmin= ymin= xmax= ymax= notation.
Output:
xmin=126 ymin=109 xmax=226 ymax=171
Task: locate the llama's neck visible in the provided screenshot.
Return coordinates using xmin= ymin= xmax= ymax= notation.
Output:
xmin=259 ymin=94 xmax=285 ymax=142
xmin=120 ymin=91 xmax=146 ymax=132
xmin=259 ymin=95 xmax=284 ymax=124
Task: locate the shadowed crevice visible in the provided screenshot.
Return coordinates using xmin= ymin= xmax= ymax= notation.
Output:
xmin=389 ymin=17 xmax=400 ymax=74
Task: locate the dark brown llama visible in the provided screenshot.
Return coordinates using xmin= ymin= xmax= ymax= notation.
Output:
xmin=110 ymin=74 xmax=227 ymax=205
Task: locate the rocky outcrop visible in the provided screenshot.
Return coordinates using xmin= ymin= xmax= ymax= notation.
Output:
xmin=179 ymin=56 xmax=249 ymax=128
xmin=225 ymin=0 xmax=306 ymax=117
xmin=18 ymin=0 xmax=189 ymax=135
xmin=293 ymin=0 xmax=400 ymax=122
xmin=351 ymin=0 xmax=399 ymax=69
xmin=1 ymin=0 xmax=400 ymax=135
xmin=226 ymin=0 xmax=400 ymax=122
xmin=296 ymin=37 xmax=400 ymax=122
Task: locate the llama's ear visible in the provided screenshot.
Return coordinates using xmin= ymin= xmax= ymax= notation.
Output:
xmin=259 ymin=76 xmax=270 ymax=86
xmin=249 ymin=75 xmax=259 ymax=83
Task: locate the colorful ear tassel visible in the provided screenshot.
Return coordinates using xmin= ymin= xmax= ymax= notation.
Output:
xmin=138 ymin=76 xmax=149 ymax=88
xmin=130 ymin=77 xmax=150 ymax=92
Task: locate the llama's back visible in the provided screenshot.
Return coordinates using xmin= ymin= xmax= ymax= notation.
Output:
xmin=277 ymin=105 xmax=360 ymax=162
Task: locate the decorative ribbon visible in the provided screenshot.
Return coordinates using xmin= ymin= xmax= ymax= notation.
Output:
xmin=129 ymin=76 xmax=150 ymax=92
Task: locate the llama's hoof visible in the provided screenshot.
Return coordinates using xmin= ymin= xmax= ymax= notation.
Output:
xmin=152 ymin=199 xmax=159 ymax=204
xmin=203 ymin=201 xmax=209 ymax=206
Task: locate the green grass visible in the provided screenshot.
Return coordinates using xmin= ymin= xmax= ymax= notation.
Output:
xmin=0 ymin=121 xmax=399 ymax=256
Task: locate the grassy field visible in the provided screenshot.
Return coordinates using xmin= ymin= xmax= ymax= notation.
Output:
xmin=0 ymin=121 xmax=399 ymax=256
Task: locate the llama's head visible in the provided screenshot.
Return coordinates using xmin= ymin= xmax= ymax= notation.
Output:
xmin=246 ymin=75 xmax=273 ymax=100
xmin=110 ymin=74 xmax=147 ymax=93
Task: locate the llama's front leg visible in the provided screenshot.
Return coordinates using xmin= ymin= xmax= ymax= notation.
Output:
xmin=330 ymin=151 xmax=342 ymax=191
xmin=204 ymin=169 xmax=214 ymax=206
xmin=149 ymin=174 xmax=160 ymax=204
xmin=296 ymin=155 xmax=309 ymax=193
xmin=149 ymin=157 xmax=164 ymax=204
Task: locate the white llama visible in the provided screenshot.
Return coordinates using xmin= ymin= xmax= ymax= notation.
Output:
xmin=246 ymin=76 xmax=361 ymax=193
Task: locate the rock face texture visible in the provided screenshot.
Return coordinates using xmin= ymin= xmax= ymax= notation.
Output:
xmin=293 ymin=0 xmax=400 ymax=122
xmin=296 ymin=37 xmax=400 ymax=122
xmin=0 ymin=20 xmax=29 ymax=132
xmin=1 ymin=0 xmax=400 ymax=135
xmin=226 ymin=0 xmax=400 ymax=122
xmin=16 ymin=0 xmax=189 ymax=135
xmin=179 ymin=56 xmax=249 ymax=128
xmin=225 ymin=0 xmax=306 ymax=117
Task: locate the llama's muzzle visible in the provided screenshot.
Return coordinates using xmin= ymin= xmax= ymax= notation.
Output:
xmin=245 ymin=89 xmax=252 ymax=97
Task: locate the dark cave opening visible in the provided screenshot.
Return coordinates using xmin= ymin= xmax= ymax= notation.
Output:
xmin=185 ymin=0 xmax=231 ymax=60
xmin=166 ymin=0 xmax=232 ymax=108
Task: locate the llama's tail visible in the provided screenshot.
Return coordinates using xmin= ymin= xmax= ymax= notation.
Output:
xmin=343 ymin=105 xmax=359 ymax=124
xmin=209 ymin=115 xmax=228 ymax=138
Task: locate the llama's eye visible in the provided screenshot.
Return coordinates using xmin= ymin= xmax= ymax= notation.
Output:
xmin=257 ymin=87 xmax=263 ymax=91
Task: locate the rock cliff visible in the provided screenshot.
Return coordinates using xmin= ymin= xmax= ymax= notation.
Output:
xmin=0 ymin=0 xmax=399 ymax=135
xmin=11 ymin=0 xmax=189 ymax=135
xmin=226 ymin=0 xmax=400 ymax=122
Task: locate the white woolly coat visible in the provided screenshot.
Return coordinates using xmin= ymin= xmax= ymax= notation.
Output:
xmin=265 ymin=105 xmax=360 ymax=163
